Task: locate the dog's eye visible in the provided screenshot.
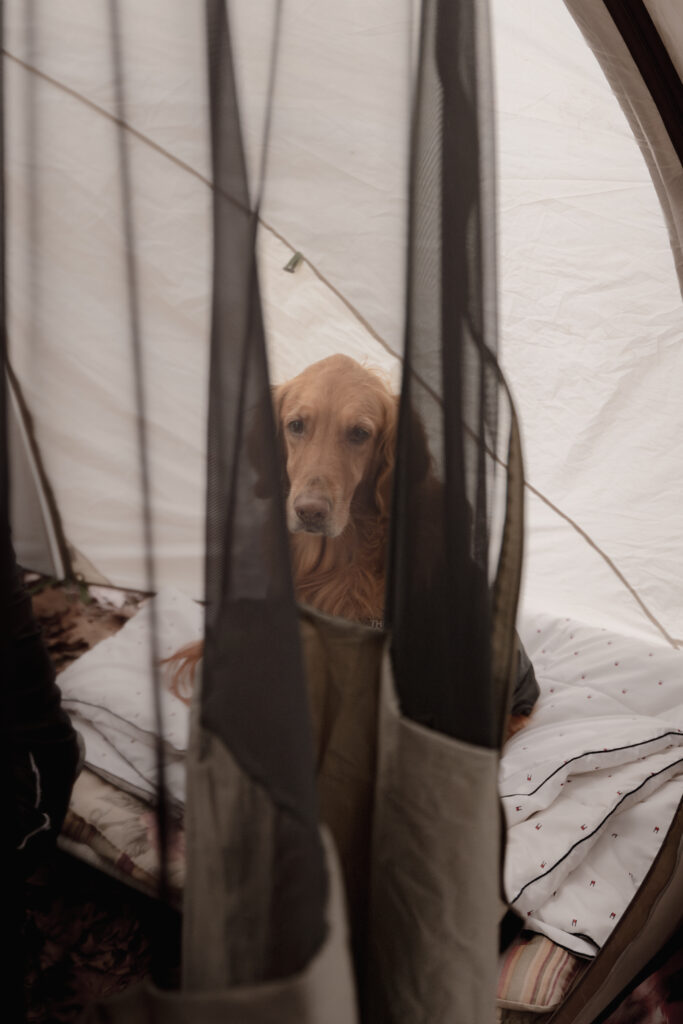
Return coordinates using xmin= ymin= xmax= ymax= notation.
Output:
xmin=348 ymin=426 xmax=371 ymax=445
xmin=287 ymin=419 xmax=305 ymax=435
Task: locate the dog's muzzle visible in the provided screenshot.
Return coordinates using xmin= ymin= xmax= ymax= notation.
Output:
xmin=292 ymin=495 xmax=332 ymax=534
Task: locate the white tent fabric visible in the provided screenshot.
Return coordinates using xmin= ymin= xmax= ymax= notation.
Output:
xmin=5 ymin=2 xmax=211 ymax=593
xmin=493 ymin=0 xmax=683 ymax=647
xmin=4 ymin=1 xmax=683 ymax=1020
xmin=5 ymin=0 xmax=405 ymax=596
xmin=6 ymin=1 xmax=682 ymax=653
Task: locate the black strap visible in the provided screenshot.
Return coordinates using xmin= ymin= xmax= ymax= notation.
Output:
xmin=388 ymin=0 xmax=518 ymax=748
xmin=201 ymin=0 xmax=327 ymax=980
xmin=107 ymin=0 xmax=171 ymax=982
xmin=603 ymin=0 xmax=683 ymax=163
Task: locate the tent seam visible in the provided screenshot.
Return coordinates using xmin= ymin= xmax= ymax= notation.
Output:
xmin=2 ymin=49 xmax=401 ymax=365
xmin=524 ymin=479 xmax=679 ymax=650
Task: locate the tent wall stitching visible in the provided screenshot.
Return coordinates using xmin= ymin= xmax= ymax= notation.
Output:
xmin=524 ymin=477 xmax=681 ymax=651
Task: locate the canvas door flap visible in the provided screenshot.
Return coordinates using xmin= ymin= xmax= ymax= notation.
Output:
xmin=174 ymin=679 xmax=358 ymax=1019
xmin=298 ymin=608 xmax=505 ymax=1023
xmin=298 ymin=607 xmax=386 ymax=966
xmin=181 ymin=708 xmax=278 ymax=990
xmin=369 ymin=653 xmax=501 ymax=1024
xmin=182 ymin=680 xmax=342 ymax=993
xmin=80 ymin=828 xmax=357 ymax=1024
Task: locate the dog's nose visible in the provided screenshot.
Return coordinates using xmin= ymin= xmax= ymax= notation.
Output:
xmin=294 ymin=498 xmax=329 ymax=530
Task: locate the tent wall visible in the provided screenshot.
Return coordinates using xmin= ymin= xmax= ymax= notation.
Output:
xmin=4 ymin=1 xmax=683 ymax=1021
xmin=646 ymin=0 xmax=683 ymax=81
xmin=565 ymin=0 xmax=683 ymax=290
xmin=493 ymin=2 xmax=683 ymax=1015
xmin=4 ymin=1 xmax=411 ymax=596
xmin=7 ymin=377 xmax=65 ymax=577
xmin=493 ymin=0 xmax=683 ymax=646
xmin=7 ymin=0 xmax=682 ymax=644
xmin=230 ymin=0 xmax=415 ymax=360
xmin=5 ymin=2 xmax=211 ymax=595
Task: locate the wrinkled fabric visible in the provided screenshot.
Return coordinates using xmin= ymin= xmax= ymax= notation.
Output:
xmin=369 ymin=656 xmax=501 ymax=1024
xmin=82 ymin=834 xmax=357 ymax=1024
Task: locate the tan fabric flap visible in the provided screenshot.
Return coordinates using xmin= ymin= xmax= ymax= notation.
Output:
xmin=369 ymin=653 xmax=501 ymax=1023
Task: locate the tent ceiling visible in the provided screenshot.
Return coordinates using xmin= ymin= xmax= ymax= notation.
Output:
xmin=5 ymin=0 xmax=683 ymax=648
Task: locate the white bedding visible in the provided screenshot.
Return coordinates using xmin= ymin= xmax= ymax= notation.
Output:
xmin=58 ymin=588 xmax=199 ymax=805
xmin=58 ymin=592 xmax=683 ymax=955
xmin=504 ymin=613 xmax=683 ymax=956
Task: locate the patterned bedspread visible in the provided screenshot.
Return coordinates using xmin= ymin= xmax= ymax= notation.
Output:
xmin=62 ymin=770 xmax=185 ymax=899
xmin=32 ymin=579 xmax=187 ymax=900
xmin=507 ymin=612 xmax=683 ymax=956
xmin=36 ymin=579 xmax=682 ymax=1013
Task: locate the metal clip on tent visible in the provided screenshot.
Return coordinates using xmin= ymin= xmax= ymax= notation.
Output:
xmin=283 ymin=251 xmax=305 ymax=273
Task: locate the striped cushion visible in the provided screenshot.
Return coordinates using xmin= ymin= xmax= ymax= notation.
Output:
xmin=496 ymin=1011 xmax=551 ymax=1024
xmin=497 ymin=933 xmax=588 ymax=1011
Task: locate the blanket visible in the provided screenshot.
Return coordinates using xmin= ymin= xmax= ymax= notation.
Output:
xmin=57 ymin=589 xmax=683 ymax=956
xmin=504 ymin=613 xmax=683 ymax=956
xmin=58 ymin=588 xmax=199 ymax=806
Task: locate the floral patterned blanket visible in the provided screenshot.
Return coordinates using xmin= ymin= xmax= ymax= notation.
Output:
xmin=62 ymin=770 xmax=185 ymax=900
xmin=31 ymin=578 xmax=189 ymax=901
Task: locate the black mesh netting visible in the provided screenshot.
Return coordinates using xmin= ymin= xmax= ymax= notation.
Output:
xmin=200 ymin=0 xmax=327 ymax=979
xmin=198 ymin=0 xmax=521 ymax=981
xmin=387 ymin=0 xmax=520 ymax=748
xmin=1 ymin=0 xmax=523 ymax=1007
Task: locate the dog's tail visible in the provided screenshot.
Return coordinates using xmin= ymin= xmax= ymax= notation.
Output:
xmin=162 ymin=640 xmax=203 ymax=705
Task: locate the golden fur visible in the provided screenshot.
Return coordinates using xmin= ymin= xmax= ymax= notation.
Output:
xmin=167 ymin=355 xmax=397 ymax=702
xmin=276 ymin=354 xmax=396 ymax=623
xmin=166 ymin=353 xmax=534 ymax=739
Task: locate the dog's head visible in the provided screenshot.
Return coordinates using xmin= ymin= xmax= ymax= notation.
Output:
xmin=272 ymin=354 xmax=397 ymax=538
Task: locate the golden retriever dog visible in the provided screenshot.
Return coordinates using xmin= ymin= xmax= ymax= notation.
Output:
xmin=276 ymin=353 xmax=396 ymax=624
xmin=167 ymin=354 xmax=398 ymax=700
xmin=167 ymin=353 xmax=537 ymax=739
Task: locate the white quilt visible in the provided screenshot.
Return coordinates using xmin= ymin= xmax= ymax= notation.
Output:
xmin=58 ymin=591 xmax=683 ymax=956
xmin=58 ymin=588 xmax=199 ymax=805
xmin=503 ymin=613 xmax=683 ymax=956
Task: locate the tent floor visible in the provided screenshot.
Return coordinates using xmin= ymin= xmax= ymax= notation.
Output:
xmin=24 ymin=847 xmax=181 ymax=1022
xmin=21 ymin=847 xmax=681 ymax=1022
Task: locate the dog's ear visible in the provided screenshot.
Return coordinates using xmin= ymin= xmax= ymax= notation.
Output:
xmin=372 ymin=390 xmax=398 ymax=519
xmin=404 ymin=401 xmax=433 ymax=485
xmin=372 ymin=395 xmax=434 ymax=516
xmin=271 ymin=383 xmax=289 ymax=496
xmin=248 ymin=384 xmax=289 ymax=499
